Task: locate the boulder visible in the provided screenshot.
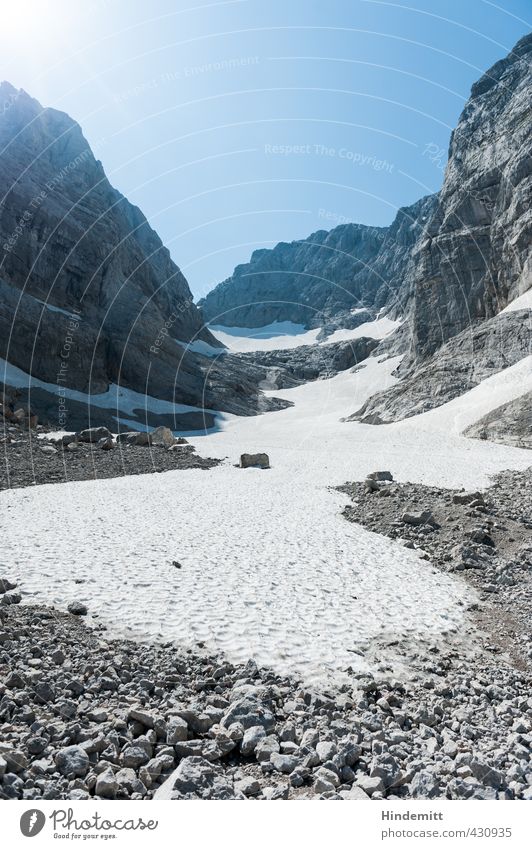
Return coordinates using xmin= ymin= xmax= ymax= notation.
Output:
xmin=67 ymin=601 xmax=88 ymax=616
xmin=240 ymin=452 xmax=270 ymax=469
xmin=154 ymin=756 xmax=236 ymax=800
xmin=55 ymin=745 xmax=89 ymax=777
xmin=367 ymin=471 xmax=393 ymax=481
xmin=76 ymin=427 xmax=113 ymax=443
xmin=150 ymin=426 xmax=176 ymax=447
xmin=401 ymin=510 xmax=433 ymax=526
xmin=117 ymin=431 xmax=151 ymax=447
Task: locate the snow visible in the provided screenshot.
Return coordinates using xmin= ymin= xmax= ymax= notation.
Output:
xmin=325 ymin=316 xmax=401 ymax=344
xmin=500 ymin=288 xmax=532 ymax=313
xmin=176 ymin=338 xmax=224 ymax=357
xmin=210 ymin=321 xmax=321 ymax=351
xmin=209 ymin=316 xmax=400 ymax=352
xmin=4 ymin=353 xmax=532 ymax=686
xmin=0 ymin=357 xmax=208 ymax=418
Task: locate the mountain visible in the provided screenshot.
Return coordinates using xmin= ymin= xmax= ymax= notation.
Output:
xmin=408 ymin=31 xmax=532 ymax=361
xmin=200 ymin=33 xmax=532 ymax=436
xmin=199 ymin=195 xmax=437 ymax=331
xmin=0 ymin=82 xmax=285 ymax=430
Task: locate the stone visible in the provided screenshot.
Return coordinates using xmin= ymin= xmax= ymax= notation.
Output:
xmin=55 ymin=745 xmax=90 ymax=777
xmin=270 ymin=753 xmax=298 ymax=774
xmin=367 ymin=471 xmax=393 ymax=482
xmin=95 ymin=768 xmax=118 ymax=799
xmin=0 ymin=578 xmax=17 ymax=593
xmin=316 ymin=740 xmax=337 ymax=763
xmin=76 ymin=427 xmax=113 ymax=444
xmin=356 ymin=775 xmax=384 ymax=796
xmin=240 ymin=725 xmax=266 ymax=756
xmin=150 ymin=426 xmax=176 ymax=447
xmin=166 ymin=717 xmax=188 ymax=745
xmin=121 ymin=746 xmax=150 ymax=769
xmin=0 ymin=590 xmax=21 ymax=606
xmin=221 ymin=697 xmax=275 ymax=732
xmin=452 ymin=491 xmax=485 ymax=506
xmin=401 ymin=510 xmax=433 ymax=526
xmin=154 ymin=756 xmax=236 ymax=800
xmin=67 ymin=601 xmax=88 ymax=616
xmin=239 ymin=453 xmax=270 ymax=470
xmin=98 ymin=436 xmax=115 ymax=450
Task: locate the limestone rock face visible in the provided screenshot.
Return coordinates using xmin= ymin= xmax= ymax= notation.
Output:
xmin=347 ymin=311 xmax=531 ymax=424
xmin=408 ymin=33 xmax=532 ymax=360
xmin=199 ymin=195 xmax=437 ymax=330
xmin=0 ymin=83 xmax=283 ymax=427
xmin=463 ymin=391 xmax=532 ymax=449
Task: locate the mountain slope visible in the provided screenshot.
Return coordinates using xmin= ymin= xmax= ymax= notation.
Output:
xmin=0 ymin=82 xmax=284 ymax=429
xmin=199 ymin=195 xmax=436 ymax=331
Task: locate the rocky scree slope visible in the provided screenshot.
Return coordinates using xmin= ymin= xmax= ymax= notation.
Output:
xmin=0 ymin=82 xmax=284 ymax=429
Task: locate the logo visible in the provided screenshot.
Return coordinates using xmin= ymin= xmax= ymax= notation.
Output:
xmin=20 ymin=809 xmax=46 ymax=837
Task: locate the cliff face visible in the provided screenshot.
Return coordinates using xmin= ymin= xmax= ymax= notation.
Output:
xmin=409 ymin=32 xmax=532 ymax=359
xmin=0 ymin=82 xmax=287 ymax=427
xmin=199 ymin=195 xmax=437 ymax=330
xmin=202 ymin=34 xmax=531 ymax=366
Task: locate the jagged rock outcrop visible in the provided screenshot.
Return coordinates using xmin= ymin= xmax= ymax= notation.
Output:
xmin=408 ymin=32 xmax=532 ymax=361
xmin=235 ymin=337 xmax=379 ymax=389
xmin=0 ymin=82 xmax=284 ymax=429
xmin=463 ymin=391 xmax=531 ymax=449
xmin=347 ymin=311 xmax=531 ymax=423
xmin=199 ymin=195 xmax=436 ymax=330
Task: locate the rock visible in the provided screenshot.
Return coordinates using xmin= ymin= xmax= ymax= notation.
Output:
xmin=270 ymin=753 xmax=299 ymax=774
xmin=76 ymin=427 xmax=113 ymax=444
xmin=356 ymin=775 xmax=384 ymax=796
xmin=452 ymin=491 xmax=485 ymax=506
xmin=55 ymin=745 xmax=90 ymax=777
xmin=316 ymin=740 xmax=337 ymax=763
xmin=67 ymin=601 xmax=88 ymax=616
xmin=235 ymin=777 xmax=261 ymax=796
xmin=33 ymin=682 xmax=55 ymax=703
xmin=51 ymin=649 xmax=65 ymax=665
xmin=0 ymin=590 xmax=21 ymax=606
xmin=0 ymin=578 xmax=17 ymax=593
xmin=340 ymin=786 xmax=371 ymax=800
xmin=166 ymin=717 xmax=188 ymax=745
xmin=239 ymin=453 xmax=270 ymax=470
xmin=97 ymin=436 xmax=115 ymax=451
xmin=128 ymin=707 xmax=158 ymax=729
xmin=40 ymin=444 xmax=57 ymax=455
xmin=121 ymin=746 xmax=150 ymax=769
xmin=154 ymin=756 xmax=236 ymax=800
xmin=469 ymin=759 xmax=505 ymax=788
xmin=5 ymin=670 xmax=25 ymax=689
xmin=240 ymin=725 xmax=266 ymax=756
xmin=0 ymin=747 xmax=28 ymax=773
xmin=95 ymin=768 xmax=118 ymax=799
xmin=401 ymin=510 xmax=433 ymax=526
xmin=150 ymin=426 xmax=176 ymax=447
xmin=221 ymin=697 xmax=275 ymax=731
xmin=367 ymin=471 xmax=393 ymax=481
xmin=116 ymin=431 xmax=151 ymax=446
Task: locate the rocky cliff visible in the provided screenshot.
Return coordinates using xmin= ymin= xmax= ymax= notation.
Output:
xmin=408 ymin=32 xmax=532 ymax=361
xmin=199 ymin=195 xmax=436 ymax=331
xmin=0 ymin=82 xmax=285 ymax=429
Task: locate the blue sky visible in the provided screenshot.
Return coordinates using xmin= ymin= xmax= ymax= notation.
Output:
xmin=1 ymin=0 xmax=530 ymax=298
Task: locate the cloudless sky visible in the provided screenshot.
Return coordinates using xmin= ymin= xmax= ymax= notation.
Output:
xmin=1 ymin=0 xmax=530 ymax=299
